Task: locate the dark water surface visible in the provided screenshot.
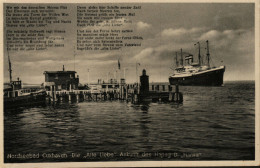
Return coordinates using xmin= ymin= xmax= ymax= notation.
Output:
xmin=4 ymin=81 xmax=255 ymax=162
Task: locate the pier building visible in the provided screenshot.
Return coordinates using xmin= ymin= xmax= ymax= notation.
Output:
xmin=44 ymin=65 xmax=79 ymax=91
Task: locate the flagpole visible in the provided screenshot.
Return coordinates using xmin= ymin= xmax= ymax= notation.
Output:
xmin=118 ymin=59 xmax=121 ymax=83
xmin=116 ymin=70 xmax=117 ymax=83
xmin=124 ymin=68 xmax=127 ymax=79
xmin=88 ymin=69 xmax=90 ymax=85
xmin=118 ymin=69 xmax=120 ymax=84
xmin=73 ymin=46 xmax=76 ymax=71
xmin=107 ymin=72 xmax=109 ymax=83
xmin=136 ymin=62 xmax=138 ymax=84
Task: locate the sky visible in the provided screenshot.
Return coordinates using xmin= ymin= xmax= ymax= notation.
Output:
xmin=4 ymin=3 xmax=255 ymax=84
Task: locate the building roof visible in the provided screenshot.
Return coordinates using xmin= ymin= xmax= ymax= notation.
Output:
xmin=44 ymin=71 xmax=76 ymax=74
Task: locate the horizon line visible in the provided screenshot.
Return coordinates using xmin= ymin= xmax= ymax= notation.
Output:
xmin=3 ymin=79 xmax=255 ymax=85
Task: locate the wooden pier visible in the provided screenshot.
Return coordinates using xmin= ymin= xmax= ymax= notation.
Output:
xmin=43 ymin=68 xmax=183 ymax=104
xmin=46 ymin=85 xmax=133 ymax=102
xmin=46 ymin=84 xmax=183 ymax=104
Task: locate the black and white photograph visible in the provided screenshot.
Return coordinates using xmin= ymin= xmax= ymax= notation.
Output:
xmin=1 ymin=0 xmax=259 ymax=167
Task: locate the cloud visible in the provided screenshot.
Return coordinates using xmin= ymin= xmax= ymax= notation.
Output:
xmin=132 ymin=28 xmax=206 ymax=63
xmin=133 ymin=48 xmax=154 ymax=60
xmin=75 ymin=52 xmax=116 ymax=61
xmin=79 ymin=59 xmax=117 ymax=66
xmin=161 ymin=28 xmax=187 ymax=37
xmin=15 ymin=59 xmax=79 ymax=67
xmin=159 ymin=27 xmax=207 ymax=44
xmin=198 ymin=29 xmax=250 ymax=49
xmin=199 ymin=30 xmax=221 ymax=40
xmin=16 ymin=58 xmax=117 ymax=68
xmin=136 ymin=21 xmax=151 ymax=31
xmin=161 ymin=27 xmax=205 ymax=37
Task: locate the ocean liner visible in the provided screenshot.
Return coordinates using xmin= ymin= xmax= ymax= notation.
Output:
xmin=169 ymin=40 xmax=225 ymax=86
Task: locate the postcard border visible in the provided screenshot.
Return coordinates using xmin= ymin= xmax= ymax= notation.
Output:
xmin=0 ymin=0 xmax=259 ymax=167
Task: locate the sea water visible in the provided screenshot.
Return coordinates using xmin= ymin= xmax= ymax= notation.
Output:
xmin=4 ymin=81 xmax=255 ymax=162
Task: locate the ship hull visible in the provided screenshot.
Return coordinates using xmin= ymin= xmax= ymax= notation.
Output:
xmin=169 ymin=67 xmax=225 ymax=86
xmin=4 ymin=91 xmax=47 ymax=109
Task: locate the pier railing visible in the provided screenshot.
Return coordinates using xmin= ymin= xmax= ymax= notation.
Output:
xmin=4 ymin=83 xmax=182 ymax=103
xmin=45 ymin=83 xmax=182 ymax=103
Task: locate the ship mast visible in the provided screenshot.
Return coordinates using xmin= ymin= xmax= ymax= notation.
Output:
xmin=7 ymin=39 xmax=12 ymax=83
xmin=8 ymin=50 xmax=12 ymax=83
xmin=197 ymin=42 xmax=201 ymax=66
xmin=180 ymin=48 xmax=183 ymax=66
xmin=206 ymin=40 xmax=210 ymax=67
xmin=175 ymin=52 xmax=179 ymax=67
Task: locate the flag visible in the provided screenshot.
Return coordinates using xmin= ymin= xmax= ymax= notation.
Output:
xmin=118 ymin=59 xmax=120 ymax=69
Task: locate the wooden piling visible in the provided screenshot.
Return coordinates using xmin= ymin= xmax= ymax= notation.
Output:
xmin=169 ymin=92 xmax=172 ymax=101
xmin=171 ymin=84 xmax=183 ymax=103
xmin=53 ymin=86 xmax=56 ymax=101
xmin=125 ymin=87 xmax=128 ymax=100
xmin=8 ymin=91 xmax=11 ymax=98
xmin=134 ymin=94 xmax=138 ymax=103
xmin=122 ymin=86 xmax=125 ymax=100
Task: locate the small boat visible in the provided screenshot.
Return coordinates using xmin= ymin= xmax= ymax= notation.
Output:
xmin=4 ymin=48 xmax=47 ymax=109
xmin=169 ymin=40 xmax=225 ymax=86
xmin=4 ymin=87 xmax=47 ymax=109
